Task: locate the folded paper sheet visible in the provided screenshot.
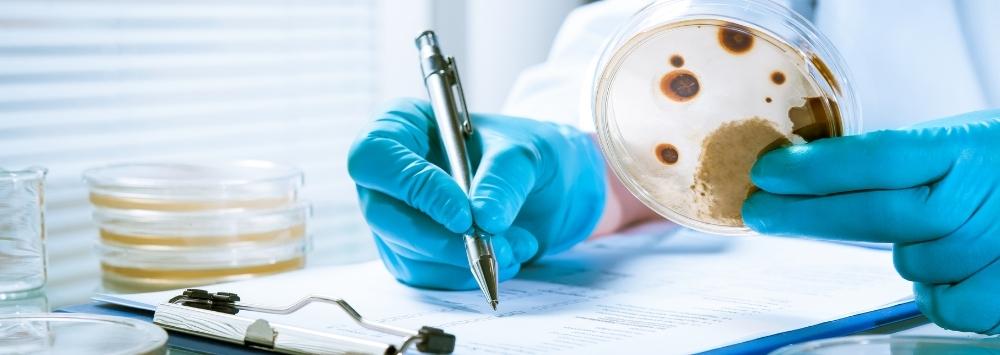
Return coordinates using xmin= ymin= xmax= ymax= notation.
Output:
xmin=97 ymin=222 xmax=912 ymax=354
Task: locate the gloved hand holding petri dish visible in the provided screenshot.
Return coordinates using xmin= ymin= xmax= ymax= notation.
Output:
xmin=593 ymin=0 xmax=862 ymax=234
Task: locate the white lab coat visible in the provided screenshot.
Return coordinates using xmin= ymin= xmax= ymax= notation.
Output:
xmin=502 ymin=0 xmax=1000 ymax=132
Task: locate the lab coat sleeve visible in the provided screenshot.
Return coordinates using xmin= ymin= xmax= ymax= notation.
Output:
xmin=501 ymin=0 xmax=649 ymax=131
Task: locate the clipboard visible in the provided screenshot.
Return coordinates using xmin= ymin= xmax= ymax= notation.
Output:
xmin=145 ymin=288 xmax=455 ymax=355
xmin=65 ymin=228 xmax=919 ymax=354
xmin=60 ymin=299 xmax=919 ymax=355
xmin=703 ymin=301 xmax=920 ymax=354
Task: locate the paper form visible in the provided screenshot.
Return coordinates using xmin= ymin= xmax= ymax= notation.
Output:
xmin=97 ymin=222 xmax=913 ymax=354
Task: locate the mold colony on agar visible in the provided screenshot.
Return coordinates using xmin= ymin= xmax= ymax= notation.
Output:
xmin=601 ymin=20 xmax=843 ymax=230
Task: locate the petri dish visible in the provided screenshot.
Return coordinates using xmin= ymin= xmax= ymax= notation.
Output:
xmin=770 ymin=335 xmax=1000 ymax=354
xmin=592 ymin=0 xmax=862 ymax=235
xmin=93 ymin=203 xmax=310 ymax=248
xmin=83 ymin=160 xmax=311 ymax=292
xmin=0 ymin=313 xmax=167 ymax=355
xmin=82 ymin=161 xmax=303 ymax=212
xmin=97 ymin=238 xmax=308 ymax=292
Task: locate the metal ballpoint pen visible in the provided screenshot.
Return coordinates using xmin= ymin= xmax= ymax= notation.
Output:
xmin=415 ymin=30 xmax=500 ymax=310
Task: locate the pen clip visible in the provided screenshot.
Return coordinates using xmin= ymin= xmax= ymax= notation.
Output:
xmin=446 ymin=56 xmax=473 ymax=136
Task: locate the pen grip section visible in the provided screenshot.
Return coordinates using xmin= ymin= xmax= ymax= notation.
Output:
xmin=464 ymin=229 xmax=495 ymax=258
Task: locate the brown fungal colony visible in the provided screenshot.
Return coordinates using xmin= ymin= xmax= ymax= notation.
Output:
xmin=670 ymin=54 xmax=684 ymax=68
xmin=655 ymin=143 xmax=679 ymax=165
xmin=718 ymin=25 xmax=754 ymax=54
xmin=659 ymin=70 xmax=700 ymax=102
xmin=771 ymin=71 xmax=785 ymax=85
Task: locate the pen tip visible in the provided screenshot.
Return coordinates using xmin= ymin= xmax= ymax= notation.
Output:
xmin=490 ymin=300 xmax=498 ymax=311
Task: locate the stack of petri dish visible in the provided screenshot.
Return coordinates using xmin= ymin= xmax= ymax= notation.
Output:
xmin=83 ymin=161 xmax=310 ymax=292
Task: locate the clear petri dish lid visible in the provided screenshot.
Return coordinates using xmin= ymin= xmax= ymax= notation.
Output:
xmin=592 ymin=0 xmax=862 ymax=235
xmin=96 ymin=236 xmax=309 ymax=268
xmin=93 ymin=202 xmax=310 ymax=248
xmin=98 ymin=239 xmax=307 ymax=292
xmin=100 ymin=255 xmax=306 ymax=293
xmin=0 ymin=313 xmax=167 ymax=355
xmin=770 ymin=335 xmax=1000 ymax=354
xmin=82 ymin=160 xmax=303 ymax=211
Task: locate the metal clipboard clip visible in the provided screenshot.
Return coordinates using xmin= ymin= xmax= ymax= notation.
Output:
xmin=153 ymin=289 xmax=456 ymax=355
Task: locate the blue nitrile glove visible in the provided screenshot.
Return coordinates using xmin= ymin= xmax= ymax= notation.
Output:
xmin=348 ymin=98 xmax=606 ymax=290
xmin=742 ymin=109 xmax=1000 ymax=334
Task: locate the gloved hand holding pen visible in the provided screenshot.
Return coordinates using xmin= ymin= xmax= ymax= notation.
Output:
xmin=348 ymin=98 xmax=607 ymax=290
xmin=743 ymin=110 xmax=1000 ymax=333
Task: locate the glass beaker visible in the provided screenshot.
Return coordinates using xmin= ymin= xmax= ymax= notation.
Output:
xmin=0 ymin=167 xmax=48 ymax=293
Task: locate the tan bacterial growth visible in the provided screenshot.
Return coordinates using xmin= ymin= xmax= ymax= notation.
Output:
xmin=694 ymin=118 xmax=789 ymax=224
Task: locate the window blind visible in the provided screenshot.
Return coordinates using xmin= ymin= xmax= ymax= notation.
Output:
xmin=0 ymin=0 xmax=379 ymax=307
